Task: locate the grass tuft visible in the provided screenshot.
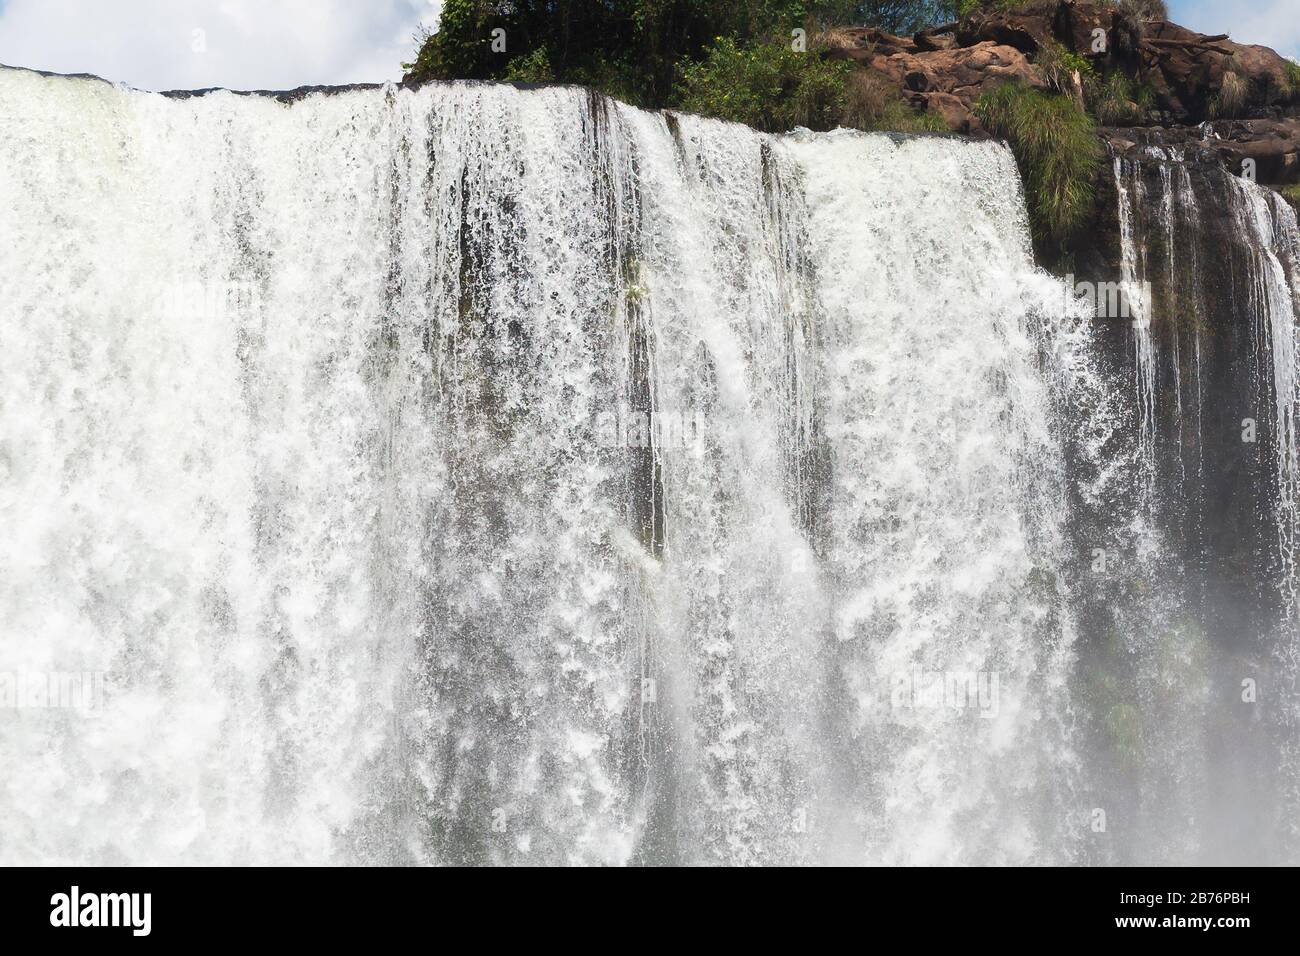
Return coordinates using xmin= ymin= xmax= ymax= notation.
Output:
xmin=1035 ymin=39 xmax=1094 ymax=96
xmin=1209 ymin=70 xmax=1248 ymax=118
xmin=1087 ymin=71 xmax=1152 ymax=125
xmin=1285 ymin=60 xmax=1300 ymax=101
xmin=976 ymin=81 xmax=1103 ymax=243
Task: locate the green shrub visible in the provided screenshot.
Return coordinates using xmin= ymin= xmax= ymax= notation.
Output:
xmin=677 ymin=36 xmax=954 ymax=134
xmin=1035 ymin=39 xmax=1094 ymax=95
xmin=1087 ymin=70 xmax=1147 ymax=125
xmin=402 ymin=0 xmax=508 ymax=83
xmin=678 ymin=37 xmax=852 ymax=132
xmin=504 ymin=48 xmax=555 ymax=84
xmin=813 ymin=2 xmax=963 ymax=35
xmin=1279 ymin=183 xmax=1300 ymax=211
xmin=976 ymin=81 xmax=1103 ymax=242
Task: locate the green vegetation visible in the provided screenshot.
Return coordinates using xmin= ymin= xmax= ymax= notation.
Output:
xmin=677 ymin=36 xmax=948 ymax=132
xmin=1085 ymin=70 xmax=1155 ymax=125
xmin=842 ymin=70 xmax=951 ymax=131
xmin=1117 ymin=0 xmax=1168 ymax=20
xmin=953 ymin=0 xmax=1050 ymax=15
xmin=1284 ymin=59 xmax=1300 ymax=100
xmin=955 ymin=0 xmax=1167 ymax=16
xmin=502 ymin=48 xmax=553 ymax=84
xmin=677 ymin=36 xmax=852 ymax=131
xmin=405 ymin=0 xmax=959 ymax=133
xmin=405 ymin=0 xmax=962 ymax=108
xmin=1280 ymin=183 xmax=1300 ymax=212
xmin=815 ymin=2 xmax=960 ymax=35
xmin=976 ymin=81 xmax=1103 ymax=243
xmin=1034 ymin=38 xmax=1093 ymax=102
xmin=1209 ymin=69 xmax=1248 ymax=119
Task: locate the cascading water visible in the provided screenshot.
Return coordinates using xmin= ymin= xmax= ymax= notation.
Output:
xmin=1 ymin=63 xmax=1296 ymax=865
xmin=1098 ymin=145 xmax=1300 ymax=863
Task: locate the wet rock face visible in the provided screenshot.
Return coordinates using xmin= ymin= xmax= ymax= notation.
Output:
xmin=1074 ymin=150 xmax=1297 ymax=640
xmin=1064 ymin=151 xmax=1300 ymax=865
xmin=1103 ymin=120 xmax=1300 ymax=190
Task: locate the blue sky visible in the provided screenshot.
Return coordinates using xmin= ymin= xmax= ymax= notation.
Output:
xmin=1172 ymin=0 xmax=1300 ymax=60
xmin=0 ymin=1 xmax=1293 ymax=93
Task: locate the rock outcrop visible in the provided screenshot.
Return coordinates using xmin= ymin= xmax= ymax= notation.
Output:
xmin=827 ymin=26 xmax=1048 ymax=135
xmin=1103 ymin=118 xmax=1300 ymax=187
xmin=822 ymin=1 xmax=1300 ymax=189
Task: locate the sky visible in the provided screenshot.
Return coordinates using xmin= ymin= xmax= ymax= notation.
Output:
xmin=0 ymin=0 xmax=1293 ymax=93
xmin=1174 ymin=0 xmax=1300 ymax=60
xmin=0 ymin=0 xmax=444 ymax=91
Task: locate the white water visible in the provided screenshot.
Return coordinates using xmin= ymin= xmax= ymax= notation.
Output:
xmin=1112 ymin=153 xmax=1158 ymax=506
xmin=1113 ymin=148 xmax=1300 ymax=594
xmin=1227 ymin=177 xmax=1300 ymax=596
xmin=1108 ymin=148 xmax=1300 ymax=860
xmin=0 ymin=67 xmax=1111 ymax=865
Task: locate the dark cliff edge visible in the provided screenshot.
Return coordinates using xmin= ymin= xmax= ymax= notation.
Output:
xmin=0 ymin=59 xmax=977 ymax=141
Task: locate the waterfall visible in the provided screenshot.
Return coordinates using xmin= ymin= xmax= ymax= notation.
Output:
xmin=1110 ymin=147 xmax=1300 ymax=605
xmin=1105 ymin=147 xmax=1300 ymax=862
xmin=1112 ymin=151 xmax=1158 ymax=506
xmin=1226 ymin=177 xmax=1300 ymax=596
xmin=3 ymin=62 xmax=1298 ymax=865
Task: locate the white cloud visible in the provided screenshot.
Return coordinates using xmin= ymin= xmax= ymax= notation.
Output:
xmin=0 ymin=0 xmax=444 ymax=91
xmin=1174 ymin=0 xmax=1300 ymax=60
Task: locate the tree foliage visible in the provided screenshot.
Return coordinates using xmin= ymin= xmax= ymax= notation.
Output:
xmin=405 ymin=1 xmax=961 ymax=107
xmin=406 ymin=0 xmax=803 ymax=106
xmin=677 ymin=36 xmax=851 ymax=131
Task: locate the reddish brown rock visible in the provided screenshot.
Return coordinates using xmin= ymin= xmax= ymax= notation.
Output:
xmin=822 ymin=1 xmax=1297 ymax=148
xmin=955 ymin=5 xmax=1057 ymax=54
xmin=826 ymin=35 xmax=1048 ymax=135
xmin=918 ymin=91 xmax=978 ymax=134
xmin=819 ymin=27 xmax=917 ymax=62
xmin=1052 ymin=0 xmax=1120 ymax=59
